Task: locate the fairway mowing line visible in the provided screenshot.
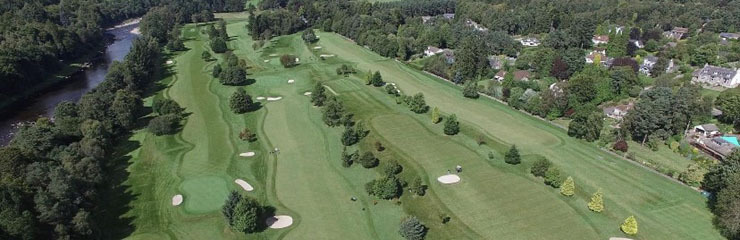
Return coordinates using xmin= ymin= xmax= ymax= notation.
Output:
xmin=323 ymin=85 xmax=339 ymax=96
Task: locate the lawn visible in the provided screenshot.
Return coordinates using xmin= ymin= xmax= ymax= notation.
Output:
xmin=120 ymin=13 xmax=724 ymax=240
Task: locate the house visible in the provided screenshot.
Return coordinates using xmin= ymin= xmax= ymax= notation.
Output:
xmin=630 ymin=39 xmax=644 ymax=48
xmin=421 ymin=16 xmax=432 ymax=24
xmin=585 ymin=52 xmax=612 ymax=66
xmin=442 ymin=49 xmax=455 ymax=64
xmin=602 ymin=103 xmax=633 ymax=120
xmin=666 ymin=27 xmax=688 ymax=40
xmin=720 ymin=32 xmax=740 ymax=40
xmin=465 ymin=19 xmax=488 ymax=32
xmin=592 ymin=35 xmax=609 ymax=45
xmin=424 ymin=46 xmax=444 ymax=57
xmin=712 ymin=108 xmax=723 ymax=117
xmin=640 ymin=56 xmax=658 ymax=75
xmin=703 ymin=137 xmax=738 ymax=159
xmin=694 ymin=124 xmax=721 ymax=137
xmin=442 ymin=13 xmax=455 ymax=19
xmin=488 ymin=56 xmax=516 ymax=70
xmin=692 ymin=64 xmax=740 ymax=88
xmin=609 ymin=25 xmax=626 ymax=35
xmin=593 ymin=47 xmax=606 ymax=55
xmin=519 ymin=37 xmax=541 ymax=47
xmin=494 ymin=70 xmax=531 ymax=82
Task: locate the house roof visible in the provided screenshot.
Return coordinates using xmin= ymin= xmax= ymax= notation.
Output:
xmin=720 ymin=33 xmax=740 ymax=39
xmin=645 ymin=56 xmax=658 ymax=63
xmin=593 ymin=35 xmax=609 ymax=42
xmin=712 ymin=108 xmax=723 ymax=116
xmin=698 ymin=124 xmax=721 ymax=132
xmin=706 ymin=137 xmax=737 ymax=156
xmin=513 ymin=70 xmax=530 ymax=80
xmin=693 ymin=65 xmax=738 ymax=80
xmin=442 ymin=13 xmax=455 ymax=19
xmin=672 ymin=27 xmax=688 ymax=33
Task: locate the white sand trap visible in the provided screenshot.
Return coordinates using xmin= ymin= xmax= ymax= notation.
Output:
xmin=319 ymin=54 xmax=335 ymax=58
xmin=256 ymin=97 xmax=266 ymax=100
xmin=266 ymin=215 xmax=293 ymax=229
xmin=267 ymin=97 xmax=282 ymax=101
xmin=437 ymin=174 xmax=461 ymax=184
xmin=269 ymin=54 xmax=278 ymax=57
xmin=313 ymin=46 xmax=322 ymax=49
xmin=263 ymin=60 xmax=270 ymax=62
xmin=303 ymin=92 xmax=312 ymax=96
xmin=288 ymin=79 xmax=295 ymax=83
xmin=172 ymin=194 xmax=183 ymax=206
xmin=239 ymin=152 xmax=255 ymax=157
xmin=609 ymin=238 xmax=633 ymax=240
xmin=234 ymin=179 xmax=254 ymax=191
xmin=166 ymin=60 xmax=173 ymax=65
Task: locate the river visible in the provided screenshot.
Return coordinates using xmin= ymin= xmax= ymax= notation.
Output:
xmin=0 ymin=20 xmax=140 ymax=145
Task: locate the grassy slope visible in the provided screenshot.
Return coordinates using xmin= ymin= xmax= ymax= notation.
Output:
xmin=317 ymin=32 xmax=722 ymax=240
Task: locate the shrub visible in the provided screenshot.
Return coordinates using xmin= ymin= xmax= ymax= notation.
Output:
xmin=341 ymin=126 xmax=359 ymax=146
xmin=530 ymin=157 xmax=552 ymax=177
xmin=431 ymin=107 xmax=441 ymax=124
xmin=212 ymin=64 xmax=222 ymax=77
xmin=359 ymin=151 xmax=379 ymax=168
xmin=239 ymin=128 xmax=256 ymax=142
xmin=383 ymin=159 xmax=403 ymax=175
xmin=613 ymin=140 xmax=628 ymax=152
xmin=588 ymin=189 xmax=604 ymax=212
xmin=409 ymin=177 xmax=427 ymax=196
xmin=408 ymin=93 xmax=429 ymax=113
xmin=560 ymin=176 xmax=575 ymax=196
xmin=301 ymin=28 xmax=318 ymax=43
xmin=336 ymin=64 xmax=355 ymax=75
xmin=371 ymin=71 xmax=385 ymax=87
xmin=620 ymin=216 xmax=638 ymax=235
xmin=488 ymin=151 xmax=495 ymax=160
xmin=504 ymin=145 xmax=521 ymax=165
xmin=399 ymin=216 xmax=427 ymax=240
xmin=229 ymin=88 xmax=253 ymax=114
xmin=222 ymin=191 xmax=264 ymax=234
xmin=375 ymin=141 xmax=385 ymax=151
xmin=463 ymin=81 xmax=479 ymax=98
xmin=366 ymin=176 xmax=402 ymax=199
xmin=202 ymin=51 xmax=212 ymax=60
xmin=544 ymin=167 xmax=563 ymax=187
xmin=443 ymin=114 xmax=460 ymax=135
xmin=148 ymin=114 xmax=181 ymax=135
xmin=341 ymin=149 xmax=357 ymax=167
xmin=280 ymin=54 xmax=298 ymax=68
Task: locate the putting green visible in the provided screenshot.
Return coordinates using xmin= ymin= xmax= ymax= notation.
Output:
xmin=181 ymin=176 xmax=231 ymax=214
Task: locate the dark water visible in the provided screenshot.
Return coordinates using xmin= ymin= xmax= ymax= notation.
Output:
xmin=0 ymin=21 xmax=140 ymax=145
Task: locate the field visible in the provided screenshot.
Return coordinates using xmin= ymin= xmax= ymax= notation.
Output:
xmin=121 ymin=14 xmax=724 ymax=240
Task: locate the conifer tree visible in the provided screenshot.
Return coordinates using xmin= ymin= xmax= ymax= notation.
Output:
xmin=560 ymin=176 xmax=575 ymax=196
xmin=443 ymin=114 xmax=459 ymax=135
xmin=588 ymin=189 xmax=604 ymax=212
xmin=431 ymin=107 xmax=441 ymax=124
xmin=620 ymin=215 xmax=638 ymax=235
xmin=504 ymin=145 xmax=521 ymax=165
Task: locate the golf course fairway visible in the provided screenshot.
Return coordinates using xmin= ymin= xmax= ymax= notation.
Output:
xmin=120 ymin=13 xmax=723 ymax=240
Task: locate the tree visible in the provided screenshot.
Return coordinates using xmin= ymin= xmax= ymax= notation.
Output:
xmin=620 ymin=216 xmax=638 ymax=235
xmin=341 ymin=149 xmax=357 ymax=167
xmin=530 ymin=157 xmax=551 ymax=177
xmin=716 ymin=89 xmax=740 ymax=128
xmin=613 ymin=140 xmax=628 ymax=152
xmin=359 ymin=152 xmax=379 ymax=168
xmin=454 ymin=35 xmax=488 ymax=79
xmin=366 ymin=176 xmax=402 ymax=199
xmin=505 ymin=145 xmax=521 ymax=165
xmin=311 ymin=83 xmax=327 ymax=106
xmin=371 ymin=71 xmax=385 ymax=87
xmin=443 ymin=114 xmax=459 ymax=135
xmin=431 ymin=107 xmax=441 ymax=124
xmin=550 ymin=57 xmax=569 ymax=80
xmin=153 ymin=98 xmax=184 ymax=116
xmin=383 ymin=159 xmax=403 ymax=175
xmin=609 ymin=66 xmax=639 ymax=95
xmin=229 ymin=88 xmax=253 ymax=114
xmin=588 ymin=189 xmax=604 ymax=212
xmin=322 ymin=97 xmax=345 ymax=127
xmin=211 ymin=37 xmax=228 ymax=53
xmin=560 ymin=176 xmax=575 ymax=196
xmin=213 ymin=64 xmax=222 ymax=77
xmin=202 ymin=51 xmax=212 ymax=60
xmin=408 ymin=93 xmax=429 ymax=113
xmin=399 ymin=216 xmax=427 ymax=240
xmin=462 ymin=81 xmax=479 ymax=98
xmin=567 ymin=108 xmax=604 ymax=142
xmin=222 ymin=191 xmax=264 ymax=234
xmin=219 ymin=67 xmax=248 ymax=85
xmin=409 ymin=177 xmax=427 ymax=196
xmin=147 ymin=114 xmax=181 ymax=135
xmin=111 ymin=89 xmax=141 ymax=130
xmin=341 ymin=126 xmax=359 ymax=146
xmin=280 ymin=54 xmax=297 ymax=68
xmin=544 ymin=167 xmax=564 ymax=187
xmin=453 ymin=71 xmax=464 ymax=84
xmin=301 ymin=29 xmax=318 ymax=43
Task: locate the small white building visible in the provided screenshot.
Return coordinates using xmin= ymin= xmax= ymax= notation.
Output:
xmin=424 ymin=46 xmax=444 ymax=57
xmin=694 ymin=124 xmax=721 ymax=137
xmin=592 ymin=35 xmax=609 ymax=45
xmin=519 ymin=37 xmax=540 ymax=47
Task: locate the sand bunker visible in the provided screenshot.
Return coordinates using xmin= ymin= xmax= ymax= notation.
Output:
xmin=263 ymin=60 xmax=270 ymax=62
xmin=172 ymin=194 xmax=183 ymax=206
xmin=166 ymin=60 xmax=173 ymax=65
xmin=288 ymin=79 xmax=295 ymax=83
xmin=234 ymin=179 xmax=254 ymax=191
xmin=313 ymin=46 xmax=322 ymax=49
xmin=256 ymin=97 xmax=266 ymax=100
xmin=266 ymin=215 xmax=293 ymax=229
xmin=239 ymin=152 xmax=255 ymax=157
xmin=269 ymin=54 xmax=278 ymax=57
xmin=319 ymin=54 xmax=335 ymax=58
xmin=267 ymin=97 xmax=282 ymax=101
xmin=303 ymin=92 xmax=312 ymax=96
xmin=609 ymin=238 xmax=633 ymax=240
xmin=437 ymin=174 xmax=461 ymax=184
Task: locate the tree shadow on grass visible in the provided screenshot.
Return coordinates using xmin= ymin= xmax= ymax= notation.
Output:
xmin=93 ymin=136 xmax=140 ymax=239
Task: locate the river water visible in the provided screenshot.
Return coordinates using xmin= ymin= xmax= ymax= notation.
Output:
xmin=0 ymin=21 xmax=140 ymax=145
